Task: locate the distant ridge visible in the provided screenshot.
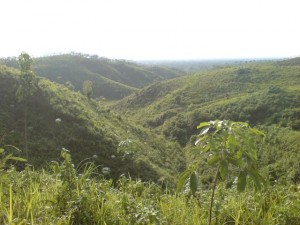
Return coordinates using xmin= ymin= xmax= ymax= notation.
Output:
xmin=277 ymin=56 xmax=300 ymax=66
xmin=0 ymin=53 xmax=184 ymax=100
xmin=33 ymin=53 xmax=183 ymax=100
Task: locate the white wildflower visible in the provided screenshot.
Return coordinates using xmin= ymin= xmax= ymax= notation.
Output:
xmin=102 ymin=167 xmax=111 ymax=175
xmin=55 ymin=118 xmax=62 ymax=124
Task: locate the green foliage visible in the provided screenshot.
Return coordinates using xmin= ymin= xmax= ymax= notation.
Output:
xmin=199 ymin=121 xmax=265 ymax=190
xmin=0 ymin=65 xmax=184 ymax=183
xmin=0 ymin=154 xmax=299 ymax=224
xmin=117 ymin=62 xmax=300 ymax=147
xmin=176 ymin=165 xmax=196 ymax=194
xmin=258 ymin=126 xmax=300 ymax=184
xmin=1 ymin=55 xmax=300 ymax=224
xmin=82 ymin=80 xmax=93 ymax=99
xmin=15 ymin=52 xmax=38 ymax=158
xmin=177 ymin=120 xmax=266 ymax=225
xmin=179 ymin=120 xmax=266 ymax=193
xmin=0 ymin=145 xmax=26 ymax=181
xmin=65 ymin=81 xmax=75 ymax=91
xmin=32 ymin=53 xmax=182 ymax=100
xmin=16 ymin=52 xmax=37 ymax=101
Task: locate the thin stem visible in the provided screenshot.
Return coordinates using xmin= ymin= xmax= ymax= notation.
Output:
xmin=76 ymin=156 xmax=96 ymax=171
xmin=9 ymin=184 xmax=13 ymax=224
xmin=25 ymin=98 xmax=28 ymax=159
xmin=209 ymin=162 xmax=221 ymax=225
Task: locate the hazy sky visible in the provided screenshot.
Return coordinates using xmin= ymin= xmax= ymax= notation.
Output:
xmin=1 ymin=0 xmax=300 ymax=60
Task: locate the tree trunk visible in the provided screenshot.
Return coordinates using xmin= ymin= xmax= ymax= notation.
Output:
xmin=209 ymin=163 xmax=220 ymax=225
xmin=24 ymin=98 xmax=28 ymax=159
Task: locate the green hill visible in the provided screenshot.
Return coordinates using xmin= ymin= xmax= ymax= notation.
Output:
xmin=112 ymin=60 xmax=300 ymax=183
xmin=1 ymin=58 xmax=300 ymax=224
xmin=0 ymin=53 xmax=183 ymax=100
xmin=1 ymin=56 xmax=300 ymax=185
xmin=31 ymin=54 xmax=182 ymax=100
xmin=277 ymin=57 xmax=300 ymax=66
xmin=0 ymin=65 xmax=184 ymax=183
xmin=115 ymin=62 xmax=300 ymax=138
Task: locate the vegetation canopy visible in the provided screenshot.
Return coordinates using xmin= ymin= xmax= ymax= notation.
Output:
xmin=16 ymin=52 xmax=37 ymax=101
xmin=0 ymin=54 xmax=299 ymax=224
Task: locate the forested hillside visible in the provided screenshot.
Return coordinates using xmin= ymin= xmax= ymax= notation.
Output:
xmin=0 ymin=64 xmax=184 ymax=183
xmin=116 ymin=61 xmax=300 ymax=137
xmin=0 ymin=53 xmax=183 ymax=100
xmin=0 ymin=57 xmax=300 ymax=224
xmin=114 ymin=59 xmax=300 ymax=183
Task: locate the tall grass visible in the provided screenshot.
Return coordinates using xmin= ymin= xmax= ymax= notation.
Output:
xmin=0 ymin=151 xmax=299 ymax=224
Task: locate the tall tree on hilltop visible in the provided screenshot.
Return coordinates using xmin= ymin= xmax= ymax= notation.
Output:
xmin=82 ymin=80 xmax=93 ymax=99
xmin=16 ymin=52 xmax=37 ymax=158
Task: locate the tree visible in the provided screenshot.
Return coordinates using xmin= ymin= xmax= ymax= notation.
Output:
xmin=82 ymin=80 xmax=93 ymax=99
xmin=16 ymin=52 xmax=37 ymax=158
xmin=177 ymin=120 xmax=266 ymax=225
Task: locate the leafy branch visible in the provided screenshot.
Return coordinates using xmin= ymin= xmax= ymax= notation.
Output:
xmin=177 ymin=120 xmax=266 ymax=225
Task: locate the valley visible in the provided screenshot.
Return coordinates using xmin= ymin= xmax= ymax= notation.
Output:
xmin=0 ymin=54 xmax=299 ymax=224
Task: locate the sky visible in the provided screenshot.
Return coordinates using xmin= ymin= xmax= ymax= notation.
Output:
xmin=1 ymin=0 xmax=300 ymax=60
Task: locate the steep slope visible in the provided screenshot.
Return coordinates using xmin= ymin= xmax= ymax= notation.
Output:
xmin=0 ymin=65 xmax=185 ymax=183
xmin=114 ymin=61 xmax=300 ymax=145
xmin=112 ymin=59 xmax=300 ymax=184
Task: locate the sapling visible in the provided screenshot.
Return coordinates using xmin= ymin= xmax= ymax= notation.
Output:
xmin=16 ymin=52 xmax=37 ymax=158
xmin=177 ymin=120 xmax=266 ymax=225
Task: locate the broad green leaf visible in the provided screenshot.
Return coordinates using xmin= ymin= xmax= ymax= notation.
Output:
xmin=220 ymin=160 xmax=228 ymax=180
xmin=184 ymin=120 xmax=265 ymax=197
xmin=197 ymin=122 xmax=210 ymax=129
xmin=176 ymin=167 xmax=195 ymax=193
xmin=190 ymin=171 xmax=198 ymax=196
xmin=209 ymin=139 xmax=217 ymax=151
xmin=227 ymin=135 xmax=238 ymax=149
xmin=207 ymin=155 xmax=221 ymax=165
xmin=250 ymin=128 xmax=265 ymax=137
xmin=237 ymin=170 xmax=247 ymax=192
xmin=4 ymin=153 xmax=13 ymax=161
xmin=203 ymin=144 xmax=210 ymax=152
xmin=248 ymin=168 xmax=266 ymax=191
xmin=0 ymin=148 xmax=4 ymax=154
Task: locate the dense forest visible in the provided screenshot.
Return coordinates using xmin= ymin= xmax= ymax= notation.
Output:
xmin=0 ymin=54 xmax=299 ymax=224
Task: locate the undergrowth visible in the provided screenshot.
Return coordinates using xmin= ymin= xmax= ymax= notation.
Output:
xmin=0 ymin=149 xmax=299 ymax=225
